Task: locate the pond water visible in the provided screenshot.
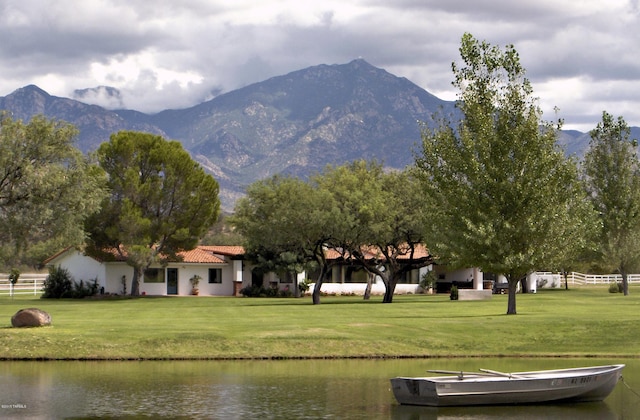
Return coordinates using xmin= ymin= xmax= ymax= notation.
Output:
xmin=0 ymin=358 xmax=638 ymax=419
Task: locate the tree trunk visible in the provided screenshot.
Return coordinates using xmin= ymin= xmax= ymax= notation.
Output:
xmin=506 ymin=280 xmax=518 ymax=315
xmin=130 ymin=266 xmax=142 ymax=296
xmin=563 ymin=272 xmax=569 ymax=290
xmin=312 ymin=264 xmax=327 ymax=305
xmin=363 ymin=272 xmax=373 ymax=300
xmin=293 ymin=272 xmax=300 ymax=298
xmin=519 ymin=277 xmax=529 ymax=293
xmin=622 ymin=272 xmax=630 ymax=296
xmin=382 ymin=273 xmax=396 ymax=303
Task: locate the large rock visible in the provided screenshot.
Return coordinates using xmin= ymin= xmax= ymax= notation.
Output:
xmin=11 ymin=308 xmax=52 ymax=328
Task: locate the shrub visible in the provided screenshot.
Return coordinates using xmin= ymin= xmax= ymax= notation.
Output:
xmin=450 ymin=285 xmax=459 ymax=300
xmin=239 ymin=285 xmax=265 ymax=297
xmin=8 ymin=268 xmax=20 ymax=285
xmin=279 ymin=285 xmax=293 ymax=298
xmin=42 ymin=266 xmax=74 ymax=298
xmin=239 ymin=284 xmax=295 ymax=298
xmin=298 ymin=279 xmax=311 ymax=295
xmin=608 ymin=282 xmax=623 ymax=293
xmin=72 ymin=278 xmax=99 ymax=298
xmin=42 ymin=267 xmax=99 ymax=299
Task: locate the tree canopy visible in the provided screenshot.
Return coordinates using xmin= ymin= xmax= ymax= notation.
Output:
xmin=230 ymin=174 xmax=340 ymax=302
xmin=315 ymin=161 xmax=431 ymax=303
xmin=414 ymin=33 xmax=592 ymax=314
xmin=0 ymin=113 xmax=107 ymax=269
xmin=583 ymin=111 xmax=640 ymax=295
xmin=87 ymin=131 xmax=220 ymax=295
xmin=232 ymin=161 xmax=432 ymax=304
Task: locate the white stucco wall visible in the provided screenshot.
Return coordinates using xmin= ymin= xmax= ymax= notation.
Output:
xmin=48 ymin=250 xmax=107 ymax=290
xmin=310 ymin=282 xmax=422 ymax=295
xmin=104 ymin=264 xmax=134 ymax=295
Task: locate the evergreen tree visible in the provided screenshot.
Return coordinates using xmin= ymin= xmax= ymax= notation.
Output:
xmin=87 ymin=131 xmax=220 ymax=295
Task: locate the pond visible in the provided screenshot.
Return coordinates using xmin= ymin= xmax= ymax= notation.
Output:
xmin=1 ymin=358 xmax=638 ymax=419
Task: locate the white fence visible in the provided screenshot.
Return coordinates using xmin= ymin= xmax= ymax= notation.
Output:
xmin=534 ymin=271 xmax=640 ymax=287
xmin=0 ymin=273 xmax=47 ymax=296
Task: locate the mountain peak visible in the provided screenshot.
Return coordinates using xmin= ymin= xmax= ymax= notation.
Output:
xmin=345 ymin=57 xmax=374 ymax=68
xmin=14 ymin=84 xmax=50 ymax=97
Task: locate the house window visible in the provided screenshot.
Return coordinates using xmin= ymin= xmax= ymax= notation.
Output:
xmin=144 ymin=268 xmax=165 ymax=283
xmin=279 ymin=271 xmax=294 ymax=284
xmin=208 ymin=268 xmax=222 ymax=284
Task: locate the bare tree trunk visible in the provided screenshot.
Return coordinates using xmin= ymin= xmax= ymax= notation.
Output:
xmin=130 ymin=267 xmax=141 ymax=296
xmin=382 ymin=273 xmax=396 ymax=303
xmin=507 ymin=280 xmax=517 ymax=314
xmin=519 ymin=277 xmax=529 ymax=293
xmin=312 ymin=264 xmax=326 ymax=305
xmin=622 ymin=272 xmax=630 ymax=296
xmin=292 ymin=272 xmax=300 ymax=298
xmin=363 ymin=272 xmax=373 ymax=300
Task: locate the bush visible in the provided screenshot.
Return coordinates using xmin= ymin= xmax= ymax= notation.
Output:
xmin=42 ymin=266 xmax=99 ymax=299
xmin=608 ymin=282 xmax=623 ymax=293
xmin=239 ymin=285 xmax=265 ymax=297
xmin=42 ymin=266 xmax=74 ymax=298
xmin=298 ymin=279 xmax=311 ymax=295
xmin=239 ymin=284 xmax=294 ymax=298
xmin=72 ymin=278 xmax=99 ymax=298
xmin=450 ymin=285 xmax=459 ymax=300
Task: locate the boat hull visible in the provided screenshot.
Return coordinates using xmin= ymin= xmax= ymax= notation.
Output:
xmin=390 ymin=364 xmax=624 ymax=407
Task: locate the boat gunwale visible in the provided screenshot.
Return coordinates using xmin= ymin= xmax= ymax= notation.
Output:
xmin=393 ymin=364 xmax=625 ymax=383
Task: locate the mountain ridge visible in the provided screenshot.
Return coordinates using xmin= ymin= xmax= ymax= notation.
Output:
xmin=1 ymin=59 xmax=635 ymax=210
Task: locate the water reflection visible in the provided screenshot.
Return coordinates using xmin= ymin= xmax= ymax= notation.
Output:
xmin=391 ymin=402 xmax=617 ymax=420
xmin=0 ymin=358 xmax=637 ymax=419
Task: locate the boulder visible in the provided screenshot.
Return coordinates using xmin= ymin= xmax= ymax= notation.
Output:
xmin=11 ymin=308 xmax=52 ymax=328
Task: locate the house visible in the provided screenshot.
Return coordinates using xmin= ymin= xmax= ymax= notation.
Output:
xmin=307 ymin=244 xmax=488 ymax=296
xmin=43 ymin=244 xmax=491 ymax=297
xmin=44 ymin=246 xmax=256 ymax=296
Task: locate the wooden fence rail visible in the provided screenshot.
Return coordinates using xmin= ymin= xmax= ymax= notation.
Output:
xmin=0 ymin=273 xmax=47 ymax=296
xmin=534 ymin=271 xmax=640 ymax=286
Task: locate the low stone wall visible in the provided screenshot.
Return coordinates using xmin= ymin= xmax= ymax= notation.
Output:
xmin=457 ymin=289 xmax=492 ymax=301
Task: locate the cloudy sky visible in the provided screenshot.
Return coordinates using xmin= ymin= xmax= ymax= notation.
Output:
xmin=1 ymin=0 xmax=639 ymax=131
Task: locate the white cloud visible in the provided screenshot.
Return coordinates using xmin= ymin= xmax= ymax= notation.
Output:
xmin=0 ymin=0 xmax=638 ymax=130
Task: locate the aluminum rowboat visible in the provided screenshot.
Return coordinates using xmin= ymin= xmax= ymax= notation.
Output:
xmin=390 ymin=364 xmax=624 ymax=407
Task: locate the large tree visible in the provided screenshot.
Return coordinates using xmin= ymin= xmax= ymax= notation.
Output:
xmin=583 ymin=112 xmax=640 ymax=295
xmin=232 ymin=163 xmax=432 ymax=304
xmin=230 ymin=175 xmax=340 ymax=303
xmin=0 ymin=113 xmax=107 ymax=268
xmin=415 ymin=34 xmax=591 ymax=314
xmin=87 ymin=131 xmax=220 ymax=296
xmin=315 ymin=161 xmax=432 ymax=303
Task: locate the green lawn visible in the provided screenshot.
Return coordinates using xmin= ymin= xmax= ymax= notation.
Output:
xmin=1 ymin=286 xmax=638 ymax=360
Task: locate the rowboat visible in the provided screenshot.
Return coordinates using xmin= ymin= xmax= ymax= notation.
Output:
xmin=390 ymin=364 xmax=624 ymax=407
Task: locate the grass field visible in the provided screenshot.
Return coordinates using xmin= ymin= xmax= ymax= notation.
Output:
xmin=1 ymin=286 xmax=638 ymax=360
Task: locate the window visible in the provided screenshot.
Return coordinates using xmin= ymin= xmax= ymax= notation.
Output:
xmin=144 ymin=268 xmax=165 ymax=283
xmin=208 ymin=268 xmax=222 ymax=284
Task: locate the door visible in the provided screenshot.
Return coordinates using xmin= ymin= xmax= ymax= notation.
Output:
xmin=167 ymin=268 xmax=178 ymax=295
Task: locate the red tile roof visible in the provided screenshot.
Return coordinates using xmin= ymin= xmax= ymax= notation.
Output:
xmin=178 ymin=247 xmax=226 ymax=264
xmin=197 ymin=245 xmax=245 ymax=257
xmin=325 ymin=244 xmax=430 ymax=261
xmin=46 ymin=245 xmax=236 ymax=266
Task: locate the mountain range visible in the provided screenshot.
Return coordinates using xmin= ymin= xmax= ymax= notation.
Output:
xmin=1 ymin=59 xmax=636 ymax=210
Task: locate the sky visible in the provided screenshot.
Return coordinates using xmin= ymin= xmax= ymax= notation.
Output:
xmin=1 ymin=0 xmax=639 ymax=132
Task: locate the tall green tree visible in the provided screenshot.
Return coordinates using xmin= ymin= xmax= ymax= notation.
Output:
xmin=315 ymin=161 xmax=431 ymax=303
xmin=87 ymin=131 xmax=220 ymax=295
xmin=0 ymin=113 xmax=107 ymax=268
xmin=415 ymin=33 xmax=591 ymax=314
xmin=583 ymin=112 xmax=640 ymax=295
xmin=230 ymin=175 xmax=340 ymax=303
